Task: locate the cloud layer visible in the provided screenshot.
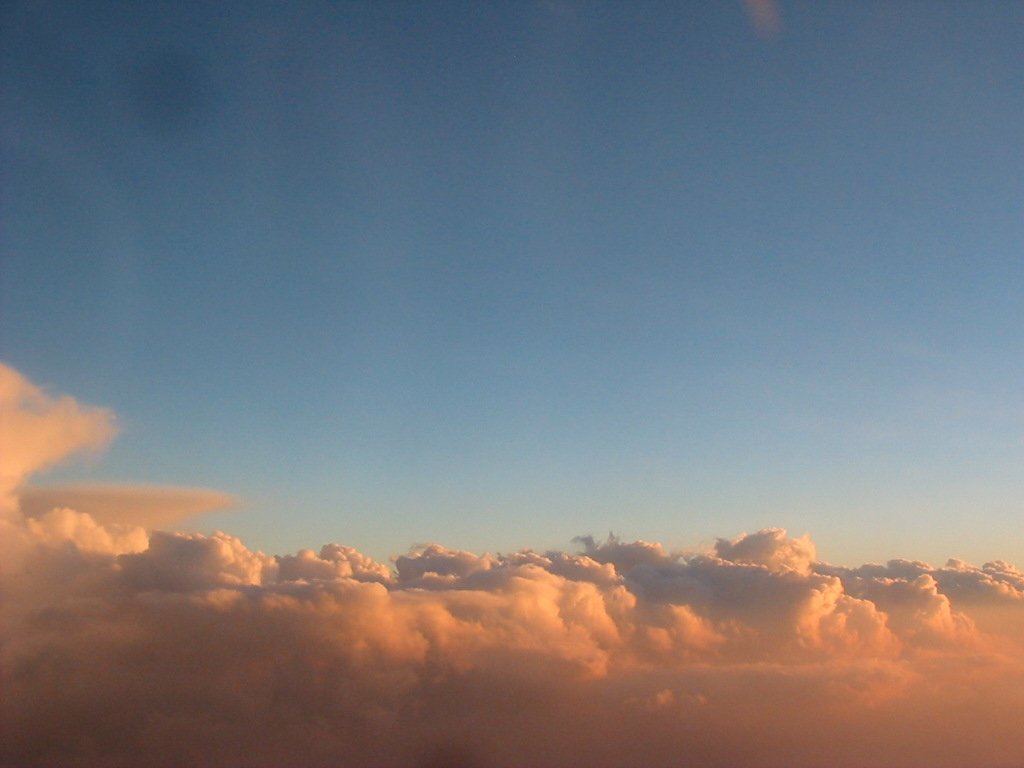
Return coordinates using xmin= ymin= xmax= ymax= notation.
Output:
xmin=19 ymin=484 xmax=237 ymax=529
xmin=3 ymin=361 xmax=1024 ymax=767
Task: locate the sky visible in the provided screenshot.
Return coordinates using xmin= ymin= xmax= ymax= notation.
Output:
xmin=4 ymin=3 xmax=1024 ymax=766
xmin=2 ymin=0 xmax=1024 ymax=566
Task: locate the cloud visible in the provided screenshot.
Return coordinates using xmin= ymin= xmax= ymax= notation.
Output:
xmin=715 ymin=527 xmax=816 ymax=574
xmin=0 ymin=363 xmax=117 ymax=516
xmin=5 ymin=523 xmax=1024 ymax=767
xmin=19 ymin=484 xmax=237 ymax=529
xmin=278 ymin=543 xmax=393 ymax=584
xmin=3 ymin=361 xmax=1024 ymax=767
xmin=0 ymin=362 xmax=235 ymax=567
xmin=24 ymin=505 xmax=149 ymax=555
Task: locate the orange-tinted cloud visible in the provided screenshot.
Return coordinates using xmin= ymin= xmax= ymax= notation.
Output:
xmin=3 ymin=362 xmax=1024 ymax=767
xmin=0 ymin=362 xmax=116 ymax=516
xmin=6 ymin=522 xmax=1024 ymax=767
xmin=19 ymin=484 xmax=237 ymax=529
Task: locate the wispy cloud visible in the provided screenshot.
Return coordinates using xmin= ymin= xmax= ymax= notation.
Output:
xmin=3 ymin=361 xmax=1024 ymax=767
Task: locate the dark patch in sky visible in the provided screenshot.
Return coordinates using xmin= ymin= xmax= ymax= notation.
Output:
xmin=123 ymin=48 xmax=208 ymax=135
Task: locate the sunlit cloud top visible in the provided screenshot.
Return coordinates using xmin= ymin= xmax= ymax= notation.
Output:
xmin=3 ymin=362 xmax=1024 ymax=767
xmin=0 ymin=363 xmax=117 ymax=516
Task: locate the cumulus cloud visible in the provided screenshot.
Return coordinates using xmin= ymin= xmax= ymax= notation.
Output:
xmin=7 ymin=522 xmax=1024 ymax=767
xmin=715 ymin=527 xmax=816 ymax=574
xmin=3 ymin=362 xmax=1024 ymax=767
xmin=25 ymin=505 xmax=150 ymax=555
xmin=0 ymin=363 xmax=116 ymax=516
xmin=0 ymin=361 xmax=232 ymax=567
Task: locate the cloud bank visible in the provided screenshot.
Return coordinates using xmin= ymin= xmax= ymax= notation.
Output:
xmin=2 ymin=361 xmax=1024 ymax=767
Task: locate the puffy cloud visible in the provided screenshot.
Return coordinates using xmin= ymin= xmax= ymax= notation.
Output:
xmin=822 ymin=557 xmax=1024 ymax=606
xmin=574 ymin=533 xmax=672 ymax=573
xmin=818 ymin=556 xmax=1024 ymax=649
xmin=118 ymin=530 xmax=277 ymax=592
xmin=394 ymin=544 xmax=497 ymax=586
xmin=6 ymin=520 xmax=1024 ymax=767
xmin=26 ymin=506 xmax=149 ymax=555
xmin=4 ymin=362 xmax=1024 ymax=767
xmin=277 ymin=543 xmax=392 ymax=584
xmin=714 ymin=527 xmax=816 ymax=574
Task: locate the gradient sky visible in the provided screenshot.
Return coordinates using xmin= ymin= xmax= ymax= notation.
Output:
xmin=2 ymin=0 xmax=1023 ymax=566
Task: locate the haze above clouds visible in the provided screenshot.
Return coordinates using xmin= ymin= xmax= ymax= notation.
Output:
xmin=3 ymin=361 xmax=1024 ymax=767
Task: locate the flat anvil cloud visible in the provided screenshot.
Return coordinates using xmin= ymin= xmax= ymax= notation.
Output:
xmin=3 ymin=361 xmax=1024 ymax=768
xmin=19 ymin=483 xmax=237 ymax=529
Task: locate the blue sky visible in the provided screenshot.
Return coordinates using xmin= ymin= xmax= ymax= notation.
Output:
xmin=2 ymin=1 xmax=1023 ymax=565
